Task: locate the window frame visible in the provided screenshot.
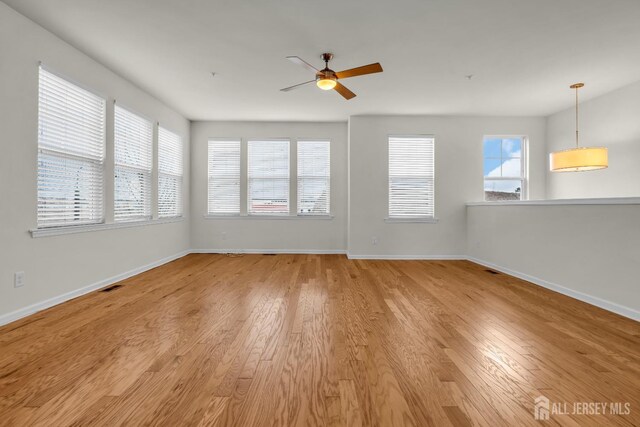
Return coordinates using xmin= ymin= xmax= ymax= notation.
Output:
xmin=158 ymin=126 xmax=184 ymax=219
xmin=207 ymin=138 xmax=242 ymax=216
xmin=246 ymin=139 xmax=291 ymax=216
xmin=482 ymin=135 xmax=528 ymax=202
xmin=36 ymin=65 xmax=107 ymax=229
xmin=387 ymin=134 xmax=436 ymax=222
xmin=297 ymin=139 xmax=331 ymax=216
xmin=31 ymin=64 xmax=187 ymax=238
xmin=113 ymin=104 xmax=154 ymax=223
xmin=205 ymin=137 xmax=335 ymax=220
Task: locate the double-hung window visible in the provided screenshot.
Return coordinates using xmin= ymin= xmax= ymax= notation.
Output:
xmin=208 ymin=140 xmax=241 ymax=215
xmin=483 ymin=136 xmax=527 ymax=201
xmin=114 ymin=105 xmax=153 ymax=222
xmin=297 ymin=141 xmax=330 ymax=215
xmin=388 ymin=136 xmax=435 ymax=219
xmin=247 ymin=140 xmax=290 ymax=215
xmin=37 ymin=66 xmax=106 ymax=228
xmin=158 ymin=127 xmax=183 ymax=218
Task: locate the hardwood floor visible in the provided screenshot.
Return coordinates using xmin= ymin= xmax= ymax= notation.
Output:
xmin=0 ymin=254 xmax=638 ymax=426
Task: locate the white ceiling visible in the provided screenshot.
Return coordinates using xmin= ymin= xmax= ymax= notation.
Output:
xmin=4 ymin=0 xmax=640 ymax=121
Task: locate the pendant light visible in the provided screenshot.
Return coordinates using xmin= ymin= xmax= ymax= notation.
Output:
xmin=549 ymin=83 xmax=608 ymax=172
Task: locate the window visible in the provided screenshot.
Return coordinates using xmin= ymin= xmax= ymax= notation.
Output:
xmin=248 ymin=140 xmax=290 ymax=215
xmin=158 ymin=127 xmax=183 ymax=218
xmin=388 ymin=136 xmax=435 ymax=218
xmin=297 ymin=141 xmax=330 ymax=215
xmin=37 ymin=66 xmax=106 ymax=228
xmin=208 ymin=140 xmax=241 ymax=215
xmin=114 ymin=105 xmax=152 ymax=222
xmin=483 ymin=136 xmax=527 ymax=201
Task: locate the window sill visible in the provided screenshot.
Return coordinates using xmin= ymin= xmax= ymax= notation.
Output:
xmin=385 ymin=217 xmax=439 ymax=224
xmin=30 ymin=216 xmax=184 ymax=238
xmin=204 ymin=214 xmax=334 ymax=220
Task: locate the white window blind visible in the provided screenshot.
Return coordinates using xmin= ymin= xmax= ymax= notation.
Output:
xmin=158 ymin=127 xmax=183 ymax=218
xmin=388 ymin=136 xmax=435 ymax=218
xmin=37 ymin=66 xmax=106 ymax=228
xmin=114 ymin=105 xmax=152 ymax=222
xmin=248 ymin=140 xmax=290 ymax=215
xmin=297 ymin=141 xmax=330 ymax=215
xmin=208 ymin=140 xmax=241 ymax=215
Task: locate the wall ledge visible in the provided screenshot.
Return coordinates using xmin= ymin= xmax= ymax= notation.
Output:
xmin=466 ymin=197 xmax=640 ymax=207
xmin=30 ymin=217 xmax=185 ymax=238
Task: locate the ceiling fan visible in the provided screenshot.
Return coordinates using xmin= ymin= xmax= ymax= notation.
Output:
xmin=280 ymin=53 xmax=383 ymax=100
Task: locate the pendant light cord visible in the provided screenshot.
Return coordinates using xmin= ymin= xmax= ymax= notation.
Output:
xmin=575 ymin=85 xmax=579 ymax=148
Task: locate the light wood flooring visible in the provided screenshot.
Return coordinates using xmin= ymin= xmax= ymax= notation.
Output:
xmin=0 ymin=254 xmax=639 ymax=426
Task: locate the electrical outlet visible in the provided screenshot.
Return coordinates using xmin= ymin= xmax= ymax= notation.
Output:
xmin=371 ymin=236 xmax=379 ymax=246
xmin=14 ymin=271 xmax=25 ymax=288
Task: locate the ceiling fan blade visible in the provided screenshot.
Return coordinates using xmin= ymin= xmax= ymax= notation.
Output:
xmin=335 ymin=63 xmax=383 ymax=79
xmin=280 ymin=80 xmax=315 ymax=92
xmin=286 ymin=56 xmax=319 ymax=73
xmin=334 ymin=82 xmax=356 ymax=100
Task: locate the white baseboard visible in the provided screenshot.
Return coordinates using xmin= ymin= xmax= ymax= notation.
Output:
xmin=0 ymin=250 xmax=190 ymax=327
xmin=346 ymin=253 xmax=465 ymax=260
xmin=191 ymin=249 xmax=347 ymax=255
xmin=466 ymin=256 xmax=640 ymax=322
xmin=191 ymin=250 xmax=465 ymax=260
xmin=3 ymin=250 xmax=636 ymax=327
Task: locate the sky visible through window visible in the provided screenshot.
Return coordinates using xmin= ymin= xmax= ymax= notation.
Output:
xmin=483 ymin=137 xmax=524 ymax=196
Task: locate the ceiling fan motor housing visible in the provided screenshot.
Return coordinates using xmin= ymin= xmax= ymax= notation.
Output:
xmin=317 ymin=53 xmax=337 ymax=81
xmin=316 ymin=69 xmax=337 ymax=81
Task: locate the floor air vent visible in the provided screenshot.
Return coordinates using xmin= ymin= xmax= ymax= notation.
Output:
xmin=485 ymin=269 xmax=500 ymax=275
xmin=101 ymin=284 xmax=122 ymax=292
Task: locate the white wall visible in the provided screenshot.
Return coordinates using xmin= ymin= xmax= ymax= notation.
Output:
xmin=546 ymin=80 xmax=640 ymax=199
xmin=4 ymin=0 xmax=637 ymax=325
xmin=190 ymin=121 xmax=348 ymax=252
xmin=348 ymin=115 xmax=547 ymax=257
xmin=0 ymin=3 xmax=190 ymax=321
xmin=467 ymin=203 xmax=640 ymax=319
xmin=191 ymin=117 xmax=546 ymax=256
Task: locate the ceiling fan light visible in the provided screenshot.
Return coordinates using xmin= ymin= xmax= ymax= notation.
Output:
xmin=316 ymin=77 xmax=337 ymax=90
xmin=549 ymin=147 xmax=608 ymax=172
